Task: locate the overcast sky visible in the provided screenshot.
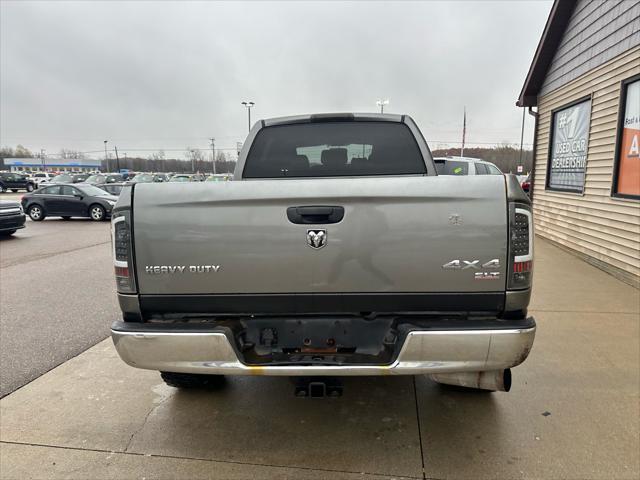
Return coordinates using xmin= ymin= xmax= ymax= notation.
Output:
xmin=1 ymin=0 xmax=552 ymax=159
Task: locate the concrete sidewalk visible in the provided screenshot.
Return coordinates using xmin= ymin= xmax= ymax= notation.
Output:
xmin=1 ymin=237 xmax=639 ymax=479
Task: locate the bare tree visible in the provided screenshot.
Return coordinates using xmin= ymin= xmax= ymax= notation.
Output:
xmin=149 ymin=150 xmax=165 ymax=161
xmin=185 ymin=148 xmax=205 ymax=172
xmin=14 ymin=145 xmax=33 ymax=158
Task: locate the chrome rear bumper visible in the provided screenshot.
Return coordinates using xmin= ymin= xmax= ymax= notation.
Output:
xmin=111 ymin=320 xmax=536 ymax=376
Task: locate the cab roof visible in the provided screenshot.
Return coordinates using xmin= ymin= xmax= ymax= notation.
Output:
xmin=262 ymin=112 xmax=405 ymax=127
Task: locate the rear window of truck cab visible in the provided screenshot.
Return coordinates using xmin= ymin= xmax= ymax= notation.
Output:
xmin=243 ymin=121 xmax=426 ymax=178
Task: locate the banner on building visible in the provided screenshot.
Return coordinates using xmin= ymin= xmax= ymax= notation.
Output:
xmin=615 ymin=79 xmax=640 ymax=197
xmin=548 ymin=98 xmax=591 ymax=193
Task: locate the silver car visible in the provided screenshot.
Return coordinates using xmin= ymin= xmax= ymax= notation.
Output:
xmin=434 ymin=156 xmax=503 ymax=175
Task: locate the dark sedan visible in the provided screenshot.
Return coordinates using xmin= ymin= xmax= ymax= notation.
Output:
xmin=85 ymin=173 xmax=124 ymax=185
xmin=0 ymin=200 xmax=26 ymax=236
xmin=21 ymin=183 xmax=118 ymax=221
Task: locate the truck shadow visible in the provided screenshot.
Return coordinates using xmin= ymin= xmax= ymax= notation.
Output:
xmin=125 ymin=374 xmax=503 ymax=478
xmin=130 ymin=375 xmax=420 ymax=476
xmin=414 ymin=375 xmax=509 ymax=475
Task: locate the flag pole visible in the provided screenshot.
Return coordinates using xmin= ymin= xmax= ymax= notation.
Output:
xmin=461 ymin=107 xmax=466 ymax=157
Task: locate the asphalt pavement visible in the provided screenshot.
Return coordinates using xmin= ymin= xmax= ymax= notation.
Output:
xmin=0 ymin=212 xmax=117 ymax=397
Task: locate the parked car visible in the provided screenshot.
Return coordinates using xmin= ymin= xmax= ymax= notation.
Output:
xmin=520 ymin=174 xmax=531 ymax=194
xmin=205 ymin=174 xmax=232 ymax=182
xmin=85 ymin=173 xmax=124 ymax=185
xmin=71 ymin=173 xmax=90 ymax=183
xmin=111 ymin=112 xmax=535 ymax=394
xmin=29 ymin=172 xmax=56 ymax=187
xmin=0 ymin=200 xmax=26 ymax=236
xmin=129 ymin=173 xmax=157 ymax=184
xmin=153 ymin=173 xmax=170 ymax=182
xmin=96 ymin=182 xmax=126 ymax=196
xmin=168 ymin=174 xmax=198 ymax=182
xmin=21 ymin=183 xmax=118 ymax=221
xmin=40 ymin=173 xmax=90 ymax=186
xmin=0 ymin=172 xmax=36 ymax=193
xmin=434 ymin=157 xmax=503 ymax=175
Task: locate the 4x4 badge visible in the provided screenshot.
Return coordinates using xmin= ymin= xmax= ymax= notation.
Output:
xmin=442 ymin=259 xmax=500 ymax=269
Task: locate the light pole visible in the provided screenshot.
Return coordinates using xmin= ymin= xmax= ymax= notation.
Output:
xmin=114 ymin=146 xmax=121 ymax=172
xmin=190 ymin=149 xmax=196 ymax=173
xmin=518 ymin=107 xmax=525 ymax=172
xmin=209 ymin=137 xmax=216 ymax=174
xmin=376 ymin=99 xmax=389 ymax=114
xmin=104 ymin=140 xmax=109 ymax=172
xmin=241 ymin=101 xmax=255 ymax=132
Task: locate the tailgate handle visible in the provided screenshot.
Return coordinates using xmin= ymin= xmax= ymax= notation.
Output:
xmin=287 ymin=206 xmax=344 ymax=224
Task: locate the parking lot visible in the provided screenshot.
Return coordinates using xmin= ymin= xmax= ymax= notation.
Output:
xmin=0 ymin=194 xmax=117 ymax=397
xmin=0 ymin=212 xmax=638 ymax=479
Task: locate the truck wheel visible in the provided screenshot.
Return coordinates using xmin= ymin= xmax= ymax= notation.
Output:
xmin=11 ymin=189 xmax=18 ymax=193
xmin=160 ymin=372 xmax=226 ymax=390
xmin=28 ymin=204 xmax=45 ymax=221
xmin=0 ymin=186 xmax=6 ymax=193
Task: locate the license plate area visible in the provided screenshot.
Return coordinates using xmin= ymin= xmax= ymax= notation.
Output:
xmin=236 ymin=316 xmax=398 ymax=366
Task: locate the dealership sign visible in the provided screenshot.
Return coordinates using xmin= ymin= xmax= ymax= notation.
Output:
xmin=548 ymin=99 xmax=591 ymax=193
xmin=615 ymin=79 xmax=639 ymax=197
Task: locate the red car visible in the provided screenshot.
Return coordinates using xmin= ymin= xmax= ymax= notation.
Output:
xmin=520 ymin=174 xmax=531 ymax=194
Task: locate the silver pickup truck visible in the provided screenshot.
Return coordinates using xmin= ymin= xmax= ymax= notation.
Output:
xmin=110 ymin=113 xmax=535 ymax=394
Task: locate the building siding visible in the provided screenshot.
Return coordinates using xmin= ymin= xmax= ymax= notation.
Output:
xmin=533 ymin=45 xmax=640 ymax=286
xmin=540 ymin=0 xmax=640 ymax=96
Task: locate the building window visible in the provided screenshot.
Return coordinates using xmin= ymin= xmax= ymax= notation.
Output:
xmin=613 ymin=75 xmax=640 ymax=200
xmin=546 ymin=96 xmax=592 ymax=194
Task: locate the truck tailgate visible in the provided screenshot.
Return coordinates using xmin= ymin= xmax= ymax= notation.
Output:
xmin=133 ymin=175 xmax=508 ymax=300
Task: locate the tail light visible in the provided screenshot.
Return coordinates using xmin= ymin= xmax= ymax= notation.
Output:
xmin=508 ymin=204 xmax=533 ymax=290
xmin=111 ymin=211 xmax=136 ymax=293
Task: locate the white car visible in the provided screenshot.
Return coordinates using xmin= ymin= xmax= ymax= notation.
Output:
xmin=434 ymin=156 xmax=503 ymax=175
xmin=29 ymin=172 xmax=56 ymax=187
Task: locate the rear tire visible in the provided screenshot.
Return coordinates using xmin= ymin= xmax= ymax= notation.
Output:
xmin=61 ymin=216 xmax=71 ymax=220
xmin=28 ymin=204 xmax=45 ymax=221
xmin=26 ymin=184 xmax=34 ymax=192
xmin=0 ymin=230 xmax=16 ymax=236
xmin=11 ymin=189 xmax=17 ymax=193
xmin=0 ymin=186 xmax=6 ymax=193
xmin=160 ymin=372 xmax=226 ymax=390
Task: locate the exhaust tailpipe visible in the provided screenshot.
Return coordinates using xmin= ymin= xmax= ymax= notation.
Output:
xmin=430 ymin=369 xmax=512 ymax=392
